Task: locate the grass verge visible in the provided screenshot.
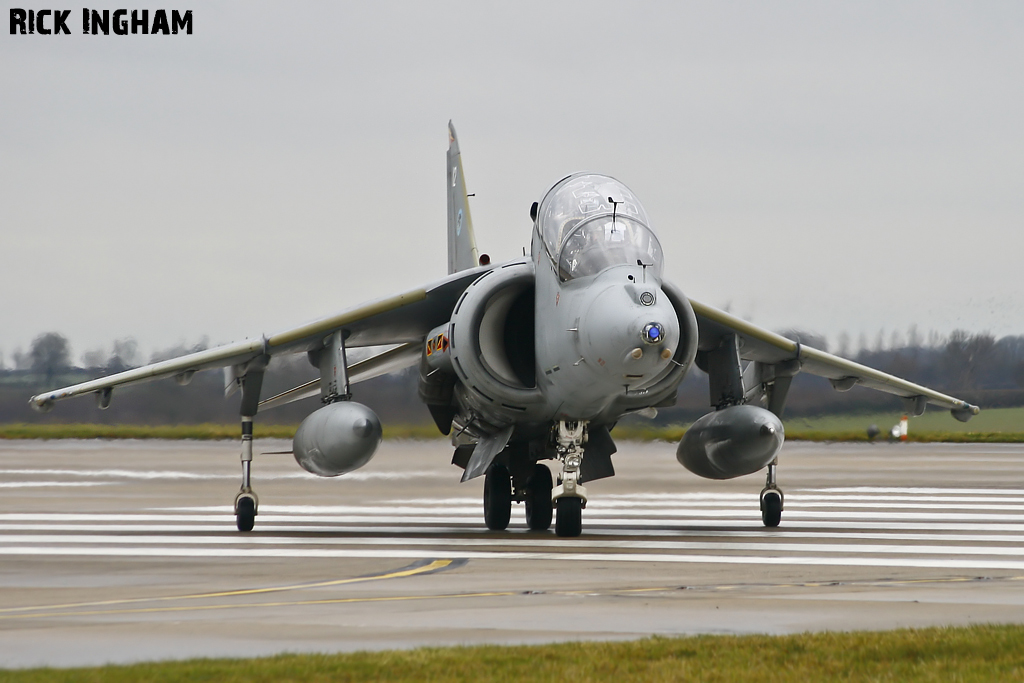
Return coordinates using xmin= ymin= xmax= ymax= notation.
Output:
xmin=0 ymin=423 xmax=441 ymax=441
xmin=608 ymin=424 xmax=1024 ymax=443
xmin=3 ymin=406 xmax=1024 ymax=442
xmin=2 ymin=625 xmax=1023 ymax=682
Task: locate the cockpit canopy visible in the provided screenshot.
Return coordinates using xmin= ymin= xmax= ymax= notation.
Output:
xmin=534 ymin=173 xmax=664 ymax=281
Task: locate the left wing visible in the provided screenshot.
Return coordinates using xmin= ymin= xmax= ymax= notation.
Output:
xmin=29 ymin=265 xmax=494 ymax=412
xmin=688 ymin=298 xmax=980 ymax=422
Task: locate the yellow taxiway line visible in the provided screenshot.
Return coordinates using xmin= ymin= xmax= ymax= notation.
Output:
xmin=0 ymin=558 xmax=453 ymax=617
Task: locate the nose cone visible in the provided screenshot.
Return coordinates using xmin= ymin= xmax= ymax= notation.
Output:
xmin=579 ymin=281 xmax=679 ymax=389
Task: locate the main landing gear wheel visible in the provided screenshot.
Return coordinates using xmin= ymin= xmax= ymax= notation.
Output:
xmin=525 ymin=464 xmax=553 ymax=531
xmin=236 ymin=495 xmax=256 ymax=532
xmin=483 ymin=464 xmax=512 ymax=531
xmin=760 ymin=489 xmax=782 ymax=527
xmin=555 ymin=496 xmax=583 ymax=537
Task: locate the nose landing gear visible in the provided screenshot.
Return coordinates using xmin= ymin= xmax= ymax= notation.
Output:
xmin=234 ymin=416 xmax=259 ymax=532
xmin=552 ymin=420 xmax=588 ymax=537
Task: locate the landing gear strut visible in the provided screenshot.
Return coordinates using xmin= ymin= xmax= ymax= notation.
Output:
xmin=760 ymin=458 xmax=783 ymax=527
xmin=231 ymin=362 xmax=266 ymax=533
xmin=234 ymin=416 xmax=258 ymax=532
xmin=552 ymin=421 xmax=587 ymax=537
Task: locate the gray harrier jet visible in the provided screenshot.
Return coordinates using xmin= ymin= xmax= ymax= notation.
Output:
xmin=31 ymin=123 xmax=979 ymax=537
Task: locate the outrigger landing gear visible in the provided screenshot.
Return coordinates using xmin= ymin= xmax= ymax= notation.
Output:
xmin=230 ymin=361 xmax=266 ymax=533
xmin=760 ymin=458 xmax=783 ymax=528
xmin=234 ymin=416 xmax=259 ymax=532
xmin=552 ymin=420 xmax=587 ymax=537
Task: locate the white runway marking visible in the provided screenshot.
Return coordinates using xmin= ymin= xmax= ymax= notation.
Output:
xmin=0 ymin=481 xmax=113 ymax=489
xmin=0 ymin=468 xmax=449 ymax=481
xmin=4 ymin=474 xmax=1024 ymax=570
xmin=4 ymin=534 xmax=1024 ymax=560
xmin=4 ymin=545 xmax=1024 ymax=571
xmin=1 ymin=523 xmax=1023 ymax=545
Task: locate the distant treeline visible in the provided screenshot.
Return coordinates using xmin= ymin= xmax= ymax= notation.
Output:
xmin=2 ymin=329 xmax=1023 ymax=427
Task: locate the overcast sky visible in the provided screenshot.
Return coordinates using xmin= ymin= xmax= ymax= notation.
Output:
xmin=2 ymin=1 xmax=1022 ymax=364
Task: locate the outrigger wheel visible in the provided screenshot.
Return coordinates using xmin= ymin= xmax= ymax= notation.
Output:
xmin=483 ymin=463 xmax=512 ymax=530
xmin=525 ymin=463 xmax=553 ymax=531
xmin=760 ymin=489 xmax=783 ymax=527
xmin=760 ymin=459 xmax=783 ymax=528
xmin=235 ymin=495 xmax=256 ymax=532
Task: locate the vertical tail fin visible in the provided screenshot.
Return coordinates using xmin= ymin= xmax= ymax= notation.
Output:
xmin=447 ymin=121 xmax=480 ymax=274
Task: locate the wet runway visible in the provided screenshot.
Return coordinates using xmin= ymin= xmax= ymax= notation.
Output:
xmin=2 ymin=438 xmax=1024 ymax=668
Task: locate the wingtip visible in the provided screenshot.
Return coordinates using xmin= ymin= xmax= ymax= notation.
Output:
xmin=950 ymin=403 xmax=981 ymax=423
xmin=29 ymin=395 xmax=54 ymax=413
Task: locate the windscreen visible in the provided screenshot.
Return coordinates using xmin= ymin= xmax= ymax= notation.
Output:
xmin=558 ymin=216 xmax=663 ymax=280
xmin=535 ymin=173 xmax=663 ymax=281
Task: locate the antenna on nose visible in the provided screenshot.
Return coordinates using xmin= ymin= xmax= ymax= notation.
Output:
xmin=637 ymin=259 xmax=651 ymax=283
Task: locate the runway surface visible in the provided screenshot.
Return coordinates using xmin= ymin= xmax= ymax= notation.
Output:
xmin=1 ymin=438 xmax=1024 ymax=668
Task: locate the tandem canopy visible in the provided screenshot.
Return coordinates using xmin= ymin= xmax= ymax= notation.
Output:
xmin=534 ymin=173 xmax=664 ymax=281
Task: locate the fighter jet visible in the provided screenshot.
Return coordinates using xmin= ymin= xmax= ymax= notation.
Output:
xmin=29 ymin=122 xmax=980 ymax=537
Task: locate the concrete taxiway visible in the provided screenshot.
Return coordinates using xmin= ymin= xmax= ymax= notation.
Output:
xmin=1 ymin=437 xmax=1023 ymax=668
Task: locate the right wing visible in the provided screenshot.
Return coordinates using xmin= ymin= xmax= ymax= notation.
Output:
xmin=689 ymin=298 xmax=980 ymax=421
xmin=30 ymin=265 xmax=494 ymax=412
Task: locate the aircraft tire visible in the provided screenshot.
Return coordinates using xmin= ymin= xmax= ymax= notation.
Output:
xmin=555 ymin=496 xmax=582 ymax=537
xmin=525 ymin=463 xmax=553 ymax=531
xmin=236 ymin=497 xmax=256 ymax=532
xmin=483 ymin=464 xmax=512 ymax=530
xmin=761 ymin=489 xmax=782 ymax=528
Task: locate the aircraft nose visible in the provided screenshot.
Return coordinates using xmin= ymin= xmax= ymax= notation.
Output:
xmin=579 ymin=282 xmax=679 ymax=388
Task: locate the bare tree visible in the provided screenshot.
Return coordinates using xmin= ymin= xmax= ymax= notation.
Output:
xmin=29 ymin=332 xmax=71 ymax=386
xmin=890 ymin=329 xmax=904 ymax=350
xmin=837 ymin=331 xmax=851 ymax=358
xmin=81 ymin=347 xmax=107 ymax=368
xmin=108 ymin=338 xmax=140 ymax=371
xmin=907 ymin=324 xmax=921 ymax=349
xmin=12 ymin=348 xmax=29 ymax=370
xmin=857 ymin=332 xmax=868 ymax=356
xmin=943 ymin=330 xmax=996 ymax=391
xmin=149 ymin=337 xmax=209 ymax=363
